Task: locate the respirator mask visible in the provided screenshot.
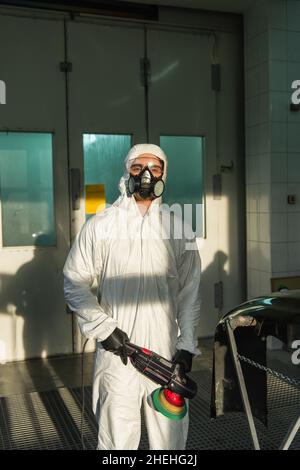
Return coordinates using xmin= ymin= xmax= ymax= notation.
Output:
xmin=127 ymin=158 xmax=165 ymax=199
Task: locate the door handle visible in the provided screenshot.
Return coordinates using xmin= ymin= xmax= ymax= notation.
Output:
xmin=70 ymin=168 xmax=81 ymax=210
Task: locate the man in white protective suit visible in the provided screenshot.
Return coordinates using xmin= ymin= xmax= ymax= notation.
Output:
xmin=63 ymin=143 xmax=202 ymax=450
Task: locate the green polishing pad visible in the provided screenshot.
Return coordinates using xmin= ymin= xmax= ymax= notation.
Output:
xmin=151 ymin=388 xmax=187 ymax=421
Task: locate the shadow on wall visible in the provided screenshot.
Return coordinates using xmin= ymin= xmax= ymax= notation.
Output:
xmin=0 ymin=235 xmax=61 ymax=362
xmin=198 ymin=251 xmax=229 ymax=332
xmin=0 ymin=235 xmax=84 ymax=448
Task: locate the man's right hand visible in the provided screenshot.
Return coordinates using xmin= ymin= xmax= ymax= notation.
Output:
xmin=101 ymin=327 xmax=130 ymax=365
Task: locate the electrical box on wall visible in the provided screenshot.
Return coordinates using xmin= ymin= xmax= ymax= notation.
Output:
xmin=0 ymin=79 xmax=6 ymax=104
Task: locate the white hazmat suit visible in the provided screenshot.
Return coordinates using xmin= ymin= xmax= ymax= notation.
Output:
xmin=63 ymin=144 xmax=202 ymax=450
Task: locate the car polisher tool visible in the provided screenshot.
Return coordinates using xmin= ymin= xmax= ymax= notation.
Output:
xmin=124 ymin=342 xmax=198 ymax=420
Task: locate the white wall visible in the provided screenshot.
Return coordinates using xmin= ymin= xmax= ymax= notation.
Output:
xmin=245 ymin=0 xmax=300 ymax=298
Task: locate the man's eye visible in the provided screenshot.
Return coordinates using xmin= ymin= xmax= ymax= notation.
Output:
xmin=131 ymin=165 xmax=142 ymax=172
xmin=151 ymin=166 xmax=163 ymax=174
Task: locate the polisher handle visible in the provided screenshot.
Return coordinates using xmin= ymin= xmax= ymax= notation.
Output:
xmin=124 ymin=342 xmax=198 ymax=399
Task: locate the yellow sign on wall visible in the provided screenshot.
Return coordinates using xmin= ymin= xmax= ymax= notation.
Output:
xmin=85 ymin=184 xmax=106 ymax=214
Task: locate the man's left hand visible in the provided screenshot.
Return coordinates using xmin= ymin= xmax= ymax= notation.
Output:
xmin=172 ymin=349 xmax=194 ymax=373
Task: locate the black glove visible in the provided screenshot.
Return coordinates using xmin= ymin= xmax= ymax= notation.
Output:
xmin=101 ymin=327 xmax=130 ymax=365
xmin=172 ymin=349 xmax=194 ymax=373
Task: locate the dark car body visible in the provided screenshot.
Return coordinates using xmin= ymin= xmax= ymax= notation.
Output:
xmin=211 ymin=290 xmax=300 ymax=425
